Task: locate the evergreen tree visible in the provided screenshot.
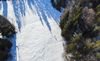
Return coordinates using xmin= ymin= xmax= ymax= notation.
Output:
xmin=59 ymin=10 xmax=69 ymax=29
xmin=61 ymin=13 xmax=81 ymax=40
xmin=0 ymin=15 xmax=16 ymax=60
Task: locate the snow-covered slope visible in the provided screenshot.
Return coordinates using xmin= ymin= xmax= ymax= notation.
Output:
xmin=0 ymin=0 xmax=64 ymax=61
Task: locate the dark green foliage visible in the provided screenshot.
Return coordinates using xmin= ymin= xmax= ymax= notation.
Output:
xmin=89 ymin=28 xmax=100 ymax=38
xmin=59 ymin=10 xmax=69 ymax=29
xmin=70 ymin=53 xmax=82 ymax=61
xmin=61 ymin=13 xmax=81 ymax=40
xmin=71 ymin=7 xmax=82 ymax=19
xmin=0 ymin=15 xmax=16 ymax=61
xmin=67 ymin=43 xmax=77 ymax=53
xmin=75 ymin=7 xmax=82 ymax=16
xmin=91 ymin=0 xmax=100 ymax=8
xmin=0 ymin=51 xmax=7 ymax=60
xmin=0 ymin=39 xmax=12 ymax=51
xmin=96 ymin=4 xmax=100 ymax=12
xmin=61 ymin=19 xmax=77 ymax=40
xmin=96 ymin=11 xmax=100 ymax=17
xmin=58 ymin=0 xmax=100 ymax=60
xmin=71 ymin=34 xmax=83 ymax=43
xmin=78 ymin=44 xmax=92 ymax=55
xmin=0 ymin=39 xmax=12 ymax=60
xmin=67 ymin=34 xmax=83 ymax=53
xmin=72 ymin=7 xmax=77 ymax=14
xmin=66 ymin=34 xmax=94 ymax=60
xmin=95 ymin=53 xmax=100 ymax=60
xmin=51 ymin=0 xmax=54 ymax=3
xmin=56 ymin=0 xmax=61 ymax=12
xmin=76 ymin=0 xmax=89 ymax=7
xmin=74 ymin=0 xmax=100 ymax=10
xmin=0 ymin=50 xmax=12 ymax=61
xmin=0 ymin=15 xmax=16 ymax=38
xmin=95 ymin=4 xmax=100 ymax=26
xmin=51 ymin=0 xmax=67 ymax=11
xmin=96 ymin=17 xmax=100 ymax=26
xmin=66 ymin=34 xmax=99 ymax=60
xmin=82 ymin=24 xmax=96 ymax=38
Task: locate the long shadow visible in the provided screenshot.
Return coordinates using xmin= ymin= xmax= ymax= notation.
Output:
xmin=10 ymin=34 xmax=17 ymax=61
xmin=19 ymin=1 xmax=26 ymax=17
xmin=34 ymin=0 xmax=52 ymax=31
xmin=45 ymin=4 xmax=60 ymax=24
xmin=28 ymin=0 xmax=60 ymax=32
xmin=27 ymin=0 xmax=34 ymax=10
xmin=42 ymin=1 xmax=60 ymax=24
xmin=0 ymin=2 xmax=2 ymax=10
xmin=2 ymin=1 xmax=17 ymax=61
xmin=12 ymin=1 xmax=27 ymax=31
xmin=12 ymin=1 xmax=21 ymax=31
xmin=3 ymin=1 xmax=7 ymax=18
xmin=28 ymin=0 xmax=44 ymax=25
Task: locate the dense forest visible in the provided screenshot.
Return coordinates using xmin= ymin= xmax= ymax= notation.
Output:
xmin=0 ymin=15 xmax=16 ymax=61
xmin=51 ymin=0 xmax=100 ymax=61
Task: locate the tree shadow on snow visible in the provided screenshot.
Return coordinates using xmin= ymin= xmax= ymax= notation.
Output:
xmin=27 ymin=0 xmax=60 ymax=32
xmin=1 ymin=1 xmax=17 ymax=61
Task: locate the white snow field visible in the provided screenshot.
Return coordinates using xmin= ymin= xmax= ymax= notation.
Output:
xmin=0 ymin=0 xmax=64 ymax=61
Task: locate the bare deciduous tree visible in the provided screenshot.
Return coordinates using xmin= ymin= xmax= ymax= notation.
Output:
xmin=82 ymin=7 xmax=95 ymax=28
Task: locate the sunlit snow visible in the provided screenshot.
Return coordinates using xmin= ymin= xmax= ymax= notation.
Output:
xmin=0 ymin=0 xmax=64 ymax=61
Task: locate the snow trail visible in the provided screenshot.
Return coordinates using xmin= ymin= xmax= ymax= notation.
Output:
xmin=0 ymin=0 xmax=64 ymax=61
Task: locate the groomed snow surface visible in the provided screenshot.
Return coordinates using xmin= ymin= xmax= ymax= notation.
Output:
xmin=0 ymin=0 xmax=64 ymax=61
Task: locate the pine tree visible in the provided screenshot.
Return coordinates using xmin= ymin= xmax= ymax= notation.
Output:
xmin=59 ymin=10 xmax=69 ymax=29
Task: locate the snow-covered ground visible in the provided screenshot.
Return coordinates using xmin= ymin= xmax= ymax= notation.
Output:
xmin=0 ymin=0 xmax=64 ymax=61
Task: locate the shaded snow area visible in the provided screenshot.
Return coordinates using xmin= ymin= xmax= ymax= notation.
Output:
xmin=0 ymin=0 xmax=64 ymax=61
